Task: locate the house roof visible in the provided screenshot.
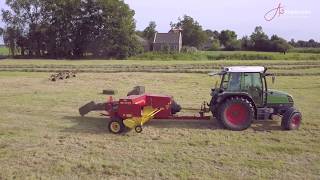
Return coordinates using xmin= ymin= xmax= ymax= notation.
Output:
xmin=153 ymin=32 xmax=180 ymax=44
xmin=135 ymin=35 xmax=149 ymax=45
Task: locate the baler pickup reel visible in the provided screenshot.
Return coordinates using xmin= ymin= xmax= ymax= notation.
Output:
xmin=123 ymin=106 xmax=163 ymax=133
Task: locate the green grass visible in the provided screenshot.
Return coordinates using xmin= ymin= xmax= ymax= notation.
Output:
xmin=130 ymin=51 xmax=320 ymax=60
xmin=0 ymin=69 xmax=319 ymax=179
xmin=0 ymin=46 xmax=9 ymax=56
xmin=289 ymin=48 xmax=320 ymax=54
xmin=1 ymin=48 xmax=320 ymax=60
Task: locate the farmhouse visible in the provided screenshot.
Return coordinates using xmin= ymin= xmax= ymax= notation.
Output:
xmin=153 ymin=29 xmax=182 ymax=52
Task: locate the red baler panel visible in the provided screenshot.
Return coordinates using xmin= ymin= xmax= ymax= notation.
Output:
xmin=145 ymin=94 xmax=172 ymax=118
xmin=131 ymin=95 xmax=147 ymax=106
xmin=118 ymin=99 xmax=142 ymax=119
xmin=117 ymin=94 xmax=172 ymax=119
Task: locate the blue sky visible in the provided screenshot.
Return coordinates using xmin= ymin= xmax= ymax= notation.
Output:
xmin=1 ymin=0 xmax=319 ymax=44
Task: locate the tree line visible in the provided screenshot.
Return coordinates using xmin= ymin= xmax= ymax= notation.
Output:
xmin=139 ymin=15 xmax=320 ymax=53
xmin=289 ymin=39 xmax=320 ymax=48
xmin=0 ymin=0 xmax=141 ymax=59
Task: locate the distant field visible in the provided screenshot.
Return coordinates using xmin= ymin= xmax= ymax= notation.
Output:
xmin=1 ymin=59 xmax=320 ymax=76
xmin=0 ymin=71 xmax=319 ymax=179
xmin=130 ymin=51 xmax=320 ymax=60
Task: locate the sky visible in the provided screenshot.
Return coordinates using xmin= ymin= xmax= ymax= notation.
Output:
xmin=0 ymin=0 xmax=319 ymax=44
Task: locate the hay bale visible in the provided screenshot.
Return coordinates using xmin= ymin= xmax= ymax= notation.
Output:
xmin=102 ymin=89 xmax=116 ymax=95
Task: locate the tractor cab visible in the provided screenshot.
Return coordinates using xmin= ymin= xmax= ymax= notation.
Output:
xmin=219 ymin=66 xmax=266 ymax=107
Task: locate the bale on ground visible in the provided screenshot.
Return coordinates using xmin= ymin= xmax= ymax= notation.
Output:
xmin=102 ymin=89 xmax=116 ymax=95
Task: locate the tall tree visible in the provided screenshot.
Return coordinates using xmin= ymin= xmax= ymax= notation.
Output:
xmin=171 ymin=15 xmax=207 ymax=48
xmin=250 ymin=26 xmax=269 ymax=42
xmin=219 ymin=30 xmax=237 ymax=47
xmin=1 ymin=0 xmax=140 ymax=59
xmin=250 ymin=26 xmax=270 ymax=51
xmin=240 ymin=36 xmax=253 ymax=50
xmin=0 ymin=28 xmax=3 ymax=37
xmin=270 ymin=35 xmax=292 ymax=53
xmin=143 ymin=21 xmax=157 ymax=41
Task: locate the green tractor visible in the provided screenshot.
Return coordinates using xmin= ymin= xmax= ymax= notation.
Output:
xmin=210 ymin=66 xmax=302 ymax=131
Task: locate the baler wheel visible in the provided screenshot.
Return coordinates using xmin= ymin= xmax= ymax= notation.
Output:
xmin=108 ymin=119 xmax=125 ymax=134
xmin=135 ymin=126 xmax=143 ymax=133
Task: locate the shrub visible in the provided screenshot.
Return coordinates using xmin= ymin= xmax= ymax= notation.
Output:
xmin=181 ymin=46 xmax=198 ymax=53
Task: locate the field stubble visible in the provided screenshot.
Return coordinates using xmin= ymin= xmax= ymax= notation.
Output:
xmin=0 ymin=70 xmax=319 ymax=179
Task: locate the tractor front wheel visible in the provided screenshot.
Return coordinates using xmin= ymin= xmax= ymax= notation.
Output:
xmin=218 ymin=97 xmax=254 ymax=131
xmin=108 ymin=118 xmax=125 ymax=134
xmin=281 ymin=107 xmax=302 ymax=130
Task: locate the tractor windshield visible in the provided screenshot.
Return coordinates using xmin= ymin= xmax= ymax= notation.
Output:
xmin=221 ymin=72 xmax=241 ymax=91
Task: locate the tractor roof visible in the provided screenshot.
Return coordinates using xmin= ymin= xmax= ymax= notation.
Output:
xmin=223 ymin=66 xmax=265 ymax=73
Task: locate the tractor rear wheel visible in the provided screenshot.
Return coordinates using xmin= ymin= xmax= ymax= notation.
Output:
xmin=218 ymin=97 xmax=254 ymax=131
xmin=281 ymin=107 xmax=302 ymax=130
xmin=108 ymin=118 xmax=125 ymax=134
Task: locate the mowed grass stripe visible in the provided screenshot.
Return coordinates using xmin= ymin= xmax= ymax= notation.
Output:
xmin=1 ymin=59 xmax=320 ymax=76
xmin=0 ymin=68 xmax=319 ymax=76
xmin=1 ymin=62 xmax=320 ymax=69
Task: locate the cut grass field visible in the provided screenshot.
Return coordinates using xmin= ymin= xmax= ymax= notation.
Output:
xmin=0 ymin=61 xmax=319 ymax=179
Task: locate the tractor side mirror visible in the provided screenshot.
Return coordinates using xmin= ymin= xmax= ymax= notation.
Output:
xmin=264 ymin=73 xmax=276 ymax=84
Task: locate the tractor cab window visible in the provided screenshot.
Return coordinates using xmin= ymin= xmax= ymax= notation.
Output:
xmin=221 ymin=72 xmax=241 ymax=91
xmin=243 ymin=73 xmax=263 ymax=106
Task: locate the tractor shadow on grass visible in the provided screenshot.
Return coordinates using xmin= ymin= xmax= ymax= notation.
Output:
xmin=62 ymin=116 xmax=282 ymax=134
xmin=146 ymin=119 xmax=222 ymax=130
xmin=251 ymin=120 xmax=282 ymax=131
xmin=62 ymin=116 xmax=223 ymax=134
xmin=62 ymin=116 xmax=111 ymax=134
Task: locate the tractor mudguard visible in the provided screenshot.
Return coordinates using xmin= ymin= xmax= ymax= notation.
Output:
xmin=210 ymin=92 xmax=257 ymax=115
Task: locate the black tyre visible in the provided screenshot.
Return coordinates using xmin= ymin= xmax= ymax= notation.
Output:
xmin=171 ymin=100 xmax=181 ymax=114
xmin=281 ymin=107 xmax=302 ymax=130
xmin=108 ymin=118 xmax=125 ymax=134
xmin=135 ymin=125 xmax=143 ymax=133
xmin=218 ymin=97 xmax=254 ymax=131
xmin=210 ymin=94 xmax=223 ymax=126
